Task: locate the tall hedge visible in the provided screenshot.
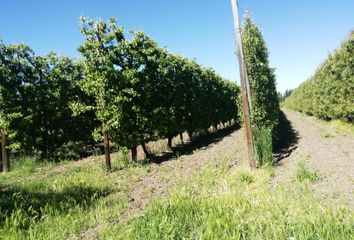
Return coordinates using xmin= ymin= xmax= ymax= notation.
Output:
xmin=283 ymin=32 xmax=354 ymax=123
xmin=241 ymin=17 xmax=280 ymax=136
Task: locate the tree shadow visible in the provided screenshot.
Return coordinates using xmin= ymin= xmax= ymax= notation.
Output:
xmin=0 ymin=184 xmax=111 ymax=230
xmin=145 ymin=124 xmax=240 ymax=164
xmin=273 ymin=111 xmax=299 ymax=164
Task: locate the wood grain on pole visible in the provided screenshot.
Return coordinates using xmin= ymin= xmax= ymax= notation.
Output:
xmin=231 ymin=0 xmax=256 ymax=168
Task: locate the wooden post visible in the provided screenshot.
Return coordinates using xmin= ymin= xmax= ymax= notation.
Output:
xmin=103 ymin=131 xmax=111 ymax=172
xmin=231 ymin=0 xmax=256 ymax=168
xmin=1 ymin=129 xmax=9 ymax=172
xmin=243 ymin=62 xmax=252 ymax=111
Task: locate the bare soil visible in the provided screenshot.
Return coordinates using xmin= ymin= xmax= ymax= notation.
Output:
xmin=273 ymin=110 xmax=354 ymax=209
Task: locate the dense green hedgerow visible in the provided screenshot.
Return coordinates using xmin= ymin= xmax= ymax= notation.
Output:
xmin=283 ymin=31 xmax=354 ymax=123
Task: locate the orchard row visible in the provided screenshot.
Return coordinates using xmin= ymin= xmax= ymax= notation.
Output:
xmin=0 ymin=17 xmax=239 ymax=164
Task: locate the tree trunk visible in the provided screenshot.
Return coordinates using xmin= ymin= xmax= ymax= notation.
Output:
xmin=179 ymin=133 xmax=184 ymax=144
xmin=1 ymin=129 xmax=9 ymax=173
xmin=188 ymin=131 xmax=193 ymax=140
xmin=131 ymin=145 xmax=137 ymax=162
xmin=167 ymin=136 xmax=172 ymax=149
xmin=103 ymin=131 xmax=111 ymax=172
xmin=141 ymin=143 xmax=150 ymax=158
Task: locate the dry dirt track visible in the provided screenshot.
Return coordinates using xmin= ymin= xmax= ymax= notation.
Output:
xmin=273 ymin=110 xmax=354 ymax=209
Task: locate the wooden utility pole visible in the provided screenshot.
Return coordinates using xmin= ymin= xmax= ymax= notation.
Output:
xmin=1 ymin=129 xmax=9 ymax=172
xmin=231 ymin=0 xmax=256 ymax=168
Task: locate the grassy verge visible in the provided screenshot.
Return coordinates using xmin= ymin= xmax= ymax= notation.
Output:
xmin=329 ymin=120 xmax=354 ymax=136
xmin=107 ymin=159 xmax=353 ymax=239
xmin=0 ymin=155 xmax=148 ymax=239
xmin=1 ymin=155 xmax=353 ymax=239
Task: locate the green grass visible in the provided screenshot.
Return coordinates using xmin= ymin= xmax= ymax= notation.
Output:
xmin=0 ymin=155 xmax=148 ymax=239
xmin=235 ymin=170 xmax=254 ymax=184
xmin=104 ymin=161 xmax=353 ymax=239
xmin=11 ymin=156 xmax=38 ymax=173
xmin=296 ymin=159 xmax=320 ymax=182
xmin=1 ymin=155 xmax=353 ymax=239
xmin=254 ymin=127 xmax=273 ymax=166
xmin=329 ymin=120 xmax=354 ymax=136
xmin=111 ymin=148 xmax=131 ymax=170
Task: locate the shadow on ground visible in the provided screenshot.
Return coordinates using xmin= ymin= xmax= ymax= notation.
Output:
xmin=273 ymin=111 xmax=299 ymax=164
xmin=145 ymin=124 xmax=240 ymax=164
xmin=0 ymin=184 xmax=111 ymax=230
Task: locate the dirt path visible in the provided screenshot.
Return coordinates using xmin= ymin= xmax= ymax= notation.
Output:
xmin=273 ymin=110 xmax=354 ymax=209
xmin=121 ymin=127 xmax=247 ymax=220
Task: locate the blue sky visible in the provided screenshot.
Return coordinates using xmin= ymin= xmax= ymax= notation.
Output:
xmin=1 ymin=0 xmax=353 ymax=92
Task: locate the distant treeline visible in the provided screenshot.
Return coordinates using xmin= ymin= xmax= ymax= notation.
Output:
xmin=278 ymin=89 xmax=293 ymax=102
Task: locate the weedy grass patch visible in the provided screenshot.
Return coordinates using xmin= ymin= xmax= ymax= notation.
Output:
xmin=0 ymin=156 xmax=148 ymax=240
xmin=329 ymin=120 xmax=354 ymax=136
xmin=254 ymin=127 xmax=273 ymax=166
xmin=108 ymin=160 xmax=353 ymax=240
xmin=1 ymin=155 xmax=352 ymax=240
xmin=296 ymin=159 xmax=320 ymax=182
